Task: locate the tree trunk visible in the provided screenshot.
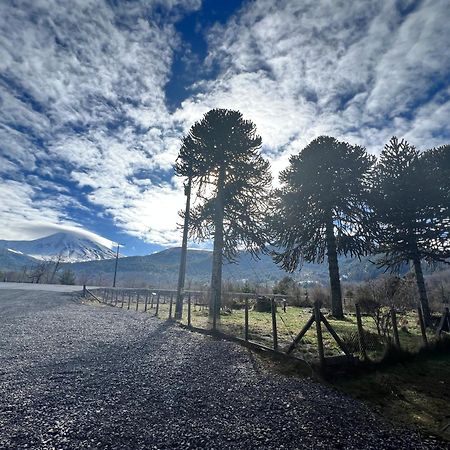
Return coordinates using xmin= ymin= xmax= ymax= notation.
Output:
xmin=210 ymin=168 xmax=225 ymax=329
xmin=175 ymin=175 xmax=192 ymax=320
xmin=325 ymin=211 xmax=344 ymax=319
xmin=412 ymin=254 xmax=431 ymax=326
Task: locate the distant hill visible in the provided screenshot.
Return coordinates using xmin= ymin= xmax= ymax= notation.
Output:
xmin=65 ymin=247 xmax=389 ymax=287
xmin=0 ymin=248 xmax=38 ymax=271
xmin=0 ymin=232 xmax=116 ymax=262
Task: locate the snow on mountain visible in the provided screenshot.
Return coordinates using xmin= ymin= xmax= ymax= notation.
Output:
xmin=0 ymin=232 xmax=117 ymax=262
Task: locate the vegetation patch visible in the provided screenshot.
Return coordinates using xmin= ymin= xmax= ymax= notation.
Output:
xmin=332 ymin=353 xmax=450 ymax=441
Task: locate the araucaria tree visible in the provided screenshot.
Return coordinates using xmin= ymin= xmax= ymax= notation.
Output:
xmin=371 ymin=137 xmax=450 ymax=325
xmin=175 ymin=109 xmax=272 ymax=327
xmin=270 ymin=136 xmax=375 ymax=319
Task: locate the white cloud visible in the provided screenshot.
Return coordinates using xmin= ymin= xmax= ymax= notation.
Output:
xmin=1 ymin=0 xmax=449 ymax=249
xmin=0 ymin=0 xmax=198 ymax=246
xmin=0 ymin=178 xmax=113 ymax=247
xmin=177 ymin=0 xmax=450 ymax=157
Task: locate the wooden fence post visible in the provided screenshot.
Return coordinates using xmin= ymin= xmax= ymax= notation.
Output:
xmin=121 ymin=291 xmax=125 ymax=308
xmin=355 ymin=303 xmax=367 ymax=360
xmin=169 ymin=293 xmax=173 ymax=319
xmin=144 ymin=292 xmax=149 ymax=312
xmin=244 ymin=297 xmax=249 ymax=341
xmin=271 ymin=298 xmax=278 ymax=351
xmin=417 ymin=305 xmax=428 ymax=346
xmin=187 ymin=292 xmax=192 ymax=328
xmin=437 ymin=307 xmax=450 ymax=337
xmin=83 ymin=285 xmax=86 ymax=298
xmin=127 ymin=292 xmax=131 ymax=310
xmin=135 ymin=292 xmax=140 ymax=311
xmin=314 ymin=301 xmax=325 ymax=367
xmin=114 ymin=290 xmax=118 ymax=306
xmin=150 ymin=294 xmax=154 ymax=309
xmin=391 ymin=308 xmax=401 ymax=348
xmin=155 ymin=292 xmax=160 ymax=316
xmin=102 ymin=288 xmax=106 ymax=303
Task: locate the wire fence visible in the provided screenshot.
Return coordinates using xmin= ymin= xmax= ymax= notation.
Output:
xmin=83 ymin=286 xmax=450 ymax=368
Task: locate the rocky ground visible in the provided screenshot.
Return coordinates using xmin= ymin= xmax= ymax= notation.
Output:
xmin=0 ymin=289 xmax=446 ymax=449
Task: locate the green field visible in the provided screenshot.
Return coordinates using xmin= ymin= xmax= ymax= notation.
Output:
xmin=109 ymin=294 xmax=435 ymax=362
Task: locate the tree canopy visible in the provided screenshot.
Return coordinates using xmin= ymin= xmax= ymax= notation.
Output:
xmin=175 ymin=108 xmax=272 ymax=260
xmin=269 ymin=136 xmax=375 ymax=318
xmin=175 ymin=108 xmax=272 ymax=325
xmin=371 ymin=137 xmax=450 ymax=323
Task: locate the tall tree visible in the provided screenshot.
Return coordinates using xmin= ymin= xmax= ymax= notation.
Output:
xmin=372 ymin=138 xmax=450 ymax=324
xmin=174 ymin=136 xmax=194 ymax=320
xmin=270 ymin=136 xmax=375 ymax=319
xmin=175 ymin=109 xmax=272 ymax=328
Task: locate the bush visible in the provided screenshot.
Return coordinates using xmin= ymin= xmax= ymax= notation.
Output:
xmin=253 ymin=296 xmax=272 ymax=312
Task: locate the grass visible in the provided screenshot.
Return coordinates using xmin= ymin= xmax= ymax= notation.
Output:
xmin=88 ymin=291 xmax=436 ymax=362
xmin=176 ymin=303 xmax=435 ymax=362
xmin=332 ymin=353 xmax=450 ymax=441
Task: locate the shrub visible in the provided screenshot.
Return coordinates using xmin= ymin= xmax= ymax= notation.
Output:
xmin=253 ymin=296 xmax=272 ymax=312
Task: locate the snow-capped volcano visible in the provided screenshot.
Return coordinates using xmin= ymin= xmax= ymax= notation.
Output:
xmin=0 ymin=232 xmax=117 ymax=262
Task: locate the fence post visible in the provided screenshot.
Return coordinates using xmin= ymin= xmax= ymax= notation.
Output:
xmin=103 ymin=288 xmax=106 ymax=303
xmin=355 ymin=303 xmax=367 ymax=360
xmin=155 ymin=292 xmax=160 ymax=316
xmin=169 ymin=293 xmax=174 ymax=319
xmin=390 ymin=308 xmax=401 ymax=348
xmin=83 ymin=285 xmax=86 ymax=298
xmin=150 ymin=294 xmax=154 ymax=309
xmin=314 ymin=301 xmax=325 ymax=367
xmin=417 ymin=305 xmax=428 ymax=346
xmin=127 ymin=292 xmax=131 ymax=310
xmin=244 ymin=297 xmax=249 ymax=341
xmin=188 ymin=292 xmax=192 ymax=328
xmin=271 ymin=298 xmax=278 ymax=351
xmin=136 ymin=292 xmax=140 ymax=311
xmin=121 ymin=290 xmax=125 ymax=308
xmin=114 ymin=290 xmax=118 ymax=306
xmin=144 ymin=292 xmax=149 ymax=312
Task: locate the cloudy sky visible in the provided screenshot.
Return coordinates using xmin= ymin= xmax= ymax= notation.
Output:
xmin=1 ymin=0 xmax=449 ymax=255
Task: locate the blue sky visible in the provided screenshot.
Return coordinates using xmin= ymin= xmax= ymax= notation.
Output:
xmin=1 ymin=0 xmax=449 ymax=256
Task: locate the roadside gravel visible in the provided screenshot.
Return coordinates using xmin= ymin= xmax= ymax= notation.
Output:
xmin=0 ymin=289 xmax=445 ymax=449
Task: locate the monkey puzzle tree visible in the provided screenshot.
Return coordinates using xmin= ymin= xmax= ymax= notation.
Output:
xmin=270 ymin=136 xmax=375 ymax=319
xmin=371 ymin=137 xmax=450 ymax=325
xmin=175 ymin=109 xmax=271 ymax=328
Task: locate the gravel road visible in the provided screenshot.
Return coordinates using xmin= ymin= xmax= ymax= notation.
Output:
xmin=0 ymin=289 xmax=446 ymax=449
xmin=0 ymin=282 xmax=94 ymax=292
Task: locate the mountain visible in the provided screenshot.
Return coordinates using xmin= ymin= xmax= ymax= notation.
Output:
xmin=0 ymin=248 xmax=38 ymax=271
xmin=0 ymin=232 xmax=116 ymax=263
xmin=66 ymin=247 xmax=387 ymax=287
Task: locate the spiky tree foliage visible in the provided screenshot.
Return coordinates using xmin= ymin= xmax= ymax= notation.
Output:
xmin=372 ymin=137 xmax=450 ymax=324
xmin=270 ymin=136 xmax=375 ymax=319
xmin=175 ymin=109 xmax=272 ymax=326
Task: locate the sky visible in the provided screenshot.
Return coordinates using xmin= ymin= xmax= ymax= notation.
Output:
xmin=1 ymin=0 xmax=449 ymax=256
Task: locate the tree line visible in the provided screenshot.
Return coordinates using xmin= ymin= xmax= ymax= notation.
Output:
xmin=175 ymin=108 xmax=450 ymax=327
